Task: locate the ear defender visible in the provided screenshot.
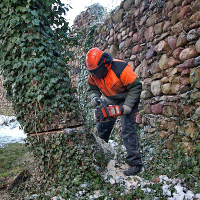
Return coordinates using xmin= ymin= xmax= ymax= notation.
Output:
xmin=105 ymin=57 xmax=110 ymax=64
xmin=101 ymin=53 xmax=113 ymax=65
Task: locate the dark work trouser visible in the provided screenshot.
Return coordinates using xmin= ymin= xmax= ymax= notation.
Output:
xmin=97 ymin=100 xmax=142 ymax=167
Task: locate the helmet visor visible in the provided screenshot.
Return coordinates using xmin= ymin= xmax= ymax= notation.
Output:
xmin=88 ymin=60 xmax=108 ymax=78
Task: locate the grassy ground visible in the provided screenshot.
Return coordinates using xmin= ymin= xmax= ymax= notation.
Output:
xmin=0 ymin=143 xmax=33 ymax=200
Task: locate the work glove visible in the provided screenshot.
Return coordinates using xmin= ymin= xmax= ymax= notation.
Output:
xmin=91 ymin=97 xmax=100 ymax=107
xmin=122 ymin=105 xmax=132 ymax=115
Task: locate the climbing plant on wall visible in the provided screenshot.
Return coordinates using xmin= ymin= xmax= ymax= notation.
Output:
xmin=77 ymin=25 xmax=97 ymax=129
xmin=0 ymin=0 xmax=81 ymax=133
xmin=74 ymin=4 xmax=105 ymax=129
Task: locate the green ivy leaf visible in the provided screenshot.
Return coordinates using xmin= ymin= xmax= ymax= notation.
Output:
xmin=32 ymin=18 xmax=40 ymax=26
xmin=31 ymin=10 xmax=38 ymax=16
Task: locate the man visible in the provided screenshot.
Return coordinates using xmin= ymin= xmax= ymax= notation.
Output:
xmin=85 ymin=47 xmax=143 ymax=176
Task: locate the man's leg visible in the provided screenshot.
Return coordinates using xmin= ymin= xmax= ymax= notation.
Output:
xmin=121 ymin=100 xmax=142 ymax=175
xmin=97 ymin=119 xmax=116 ymax=143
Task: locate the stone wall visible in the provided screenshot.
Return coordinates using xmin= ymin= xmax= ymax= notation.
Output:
xmin=72 ymin=0 xmax=200 ymax=142
xmin=0 ymin=76 xmax=14 ymax=116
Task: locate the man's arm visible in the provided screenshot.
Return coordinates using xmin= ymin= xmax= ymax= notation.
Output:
xmin=87 ymin=74 xmax=101 ymax=105
xmin=125 ymin=77 xmax=142 ymax=108
xmin=87 ymin=83 xmax=101 ymax=100
xmin=120 ymin=65 xmax=142 ymax=108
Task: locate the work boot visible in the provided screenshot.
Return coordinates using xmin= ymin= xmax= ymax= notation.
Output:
xmin=123 ymin=165 xmax=142 ymax=176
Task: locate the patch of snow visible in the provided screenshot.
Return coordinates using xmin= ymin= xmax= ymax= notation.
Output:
xmin=51 ymin=196 xmax=65 ymax=200
xmin=142 ymin=187 xmax=152 ymax=193
xmin=185 ymin=190 xmax=196 ymax=200
xmin=103 ymin=160 xmax=200 ymax=200
xmin=162 ymin=184 xmax=172 ymax=196
xmin=158 ymin=175 xmax=199 ymax=200
xmin=27 ymin=194 xmax=39 ymax=200
xmin=89 ymin=190 xmax=103 ymax=199
xmin=0 ymin=115 xmax=27 ymax=148
xmin=109 ymin=139 xmax=126 ymax=151
xmin=170 ymin=183 xmax=185 ymax=200
xmin=195 ymin=194 xmax=200 ymax=199
xmin=108 ymin=140 xmax=118 ymax=148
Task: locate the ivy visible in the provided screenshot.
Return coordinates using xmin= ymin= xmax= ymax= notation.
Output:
xmin=25 ymin=131 xmax=115 ymax=199
xmin=76 ymin=24 xmax=97 ymax=129
xmin=0 ymin=0 xmax=81 ymax=133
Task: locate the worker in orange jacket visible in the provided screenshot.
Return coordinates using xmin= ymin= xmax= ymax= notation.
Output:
xmin=85 ymin=47 xmax=143 ymax=176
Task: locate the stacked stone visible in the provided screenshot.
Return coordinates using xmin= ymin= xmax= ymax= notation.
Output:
xmin=91 ymin=0 xmax=200 ymax=146
xmin=73 ymin=4 xmax=104 ymax=28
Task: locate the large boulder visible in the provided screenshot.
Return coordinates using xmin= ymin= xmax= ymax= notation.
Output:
xmin=123 ymin=0 xmax=134 ymax=10
xmin=159 ymin=54 xmax=170 ymax=70
xmin=110 ymin=45 xmax=118 ymax=57
xmin=196 ymin=39 xmax=200 ymax=53
xmin=179 ymin=48 xmax=199 ymax=61
xmin=141 ymin=90 xmax=153 ymax=100
xmin=151 ymin=80 xmax=163 ymax=96
xmin=112 ymin=9 xmax=124 ymax=23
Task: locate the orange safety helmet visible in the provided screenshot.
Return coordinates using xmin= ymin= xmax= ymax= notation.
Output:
xmin=85 ymin=48 xmax=103 ymax=70
xmin=85 ymin=48 xmax=113 ymax=78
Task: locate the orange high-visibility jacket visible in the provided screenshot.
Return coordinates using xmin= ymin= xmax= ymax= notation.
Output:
xmin=87 ymin=59 xmax=142 ymax=108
